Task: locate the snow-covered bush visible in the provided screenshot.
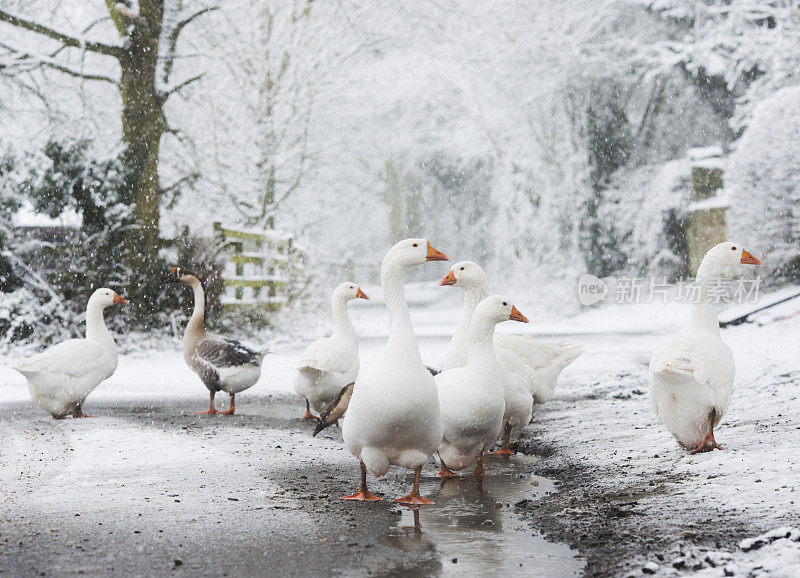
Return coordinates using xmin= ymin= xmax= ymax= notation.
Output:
xmin=2 ymin=139 xmax=230 ymax=345
xmin=728 ymin=84 xmax=800 ymax=280
xmin=19 ymin=139 xmax=132 ymax=235
xmin=0 ymin=148 xmax=22 ymax=293
xmin=636 ymin=0 xmax=800 ymax=131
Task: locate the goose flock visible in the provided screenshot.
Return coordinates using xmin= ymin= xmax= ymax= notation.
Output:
xmin=10 ymin=238 xmax=762 ymax=505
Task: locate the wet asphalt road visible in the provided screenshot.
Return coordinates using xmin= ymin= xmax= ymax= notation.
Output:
xmin=0 ymin=393 xmax=582 ymax=577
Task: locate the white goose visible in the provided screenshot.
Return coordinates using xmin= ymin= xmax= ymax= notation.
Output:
xmin=14 ymin=288 xmax=128 ymax=418
xmin=649 ymin=242 xmax=762 ymax=453
xmin=440 ymin=260 xmax=582 ymax=453
xmin=293 ymin=282 xmax=369 ymax=420
xmin=436 ymin=295 xmax=528 ymax=478
xmin=492 ymin=347 xmax=534 ymax=455
xmin=166 ymin=267 xmax=270 ymax=415
xmin=341 ymin=238 xmax=448 ymax=504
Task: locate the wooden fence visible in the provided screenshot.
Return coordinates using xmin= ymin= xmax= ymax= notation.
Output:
xmin=213 ymin=222 xmax=302 ymax=309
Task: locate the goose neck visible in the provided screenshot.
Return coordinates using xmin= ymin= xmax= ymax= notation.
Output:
xmin=466 ymin=315 xmax=497 ymax=366
xmin=457 ymin=285 xmax=488 ymax=333
xmin=442 ymin=284 xmax=487 ymax=369
xmin=381 ymin=264 xmax=420 ymax=359
xmin=185 ymin=278 xmax=207 ymax=343
xmin=685 ymin=266 xmax=721 ymax=334
xmin=331 ymin=295 xmax=356 ymax=341
xmin=85 ymin=298 xmax=112 ymax=343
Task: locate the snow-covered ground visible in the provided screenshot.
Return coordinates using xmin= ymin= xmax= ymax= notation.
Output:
xmin=1 ymin=288 xmax=799 ymax=576
xmin=517 ymin=294 xmax=800 ymax=577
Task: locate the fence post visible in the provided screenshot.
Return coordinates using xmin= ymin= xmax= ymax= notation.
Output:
xmin=213 ymin=222 xmax=292 ymax=310
xmin=685 ymin=146 xmax=729 ymax=275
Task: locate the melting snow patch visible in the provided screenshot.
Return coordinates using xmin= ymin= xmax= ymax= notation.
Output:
xmin=644 ymin=528 xmax=800 ymax=577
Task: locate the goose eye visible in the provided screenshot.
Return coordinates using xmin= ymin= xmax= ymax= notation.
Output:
xmin=731 ymin=246 xmax=737 ymax=251
xmin=412 ymin=243 xmax=418 ymax=247
xmin=460 ymin=267 xmax=465 ymax=271
xmin=502 ymin=302 xmax=507 ymax=306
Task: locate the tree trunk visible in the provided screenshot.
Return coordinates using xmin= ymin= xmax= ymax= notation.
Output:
xmin=1 ymin=1 xmax=213 ymax=272
xmin=118 ymin=2 xmax=166 ymax=264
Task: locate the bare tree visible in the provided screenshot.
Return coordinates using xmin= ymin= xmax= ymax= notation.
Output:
xmin=0 ymin=1 xmax=216 ymax=261
xmin=198 ymin=0 xmax=368 ymax=230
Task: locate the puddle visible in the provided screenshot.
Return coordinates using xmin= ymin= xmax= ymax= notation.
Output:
xmin=384 ymin=456 xmax=584 ymax=577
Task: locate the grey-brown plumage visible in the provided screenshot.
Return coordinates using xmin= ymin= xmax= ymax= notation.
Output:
xmin=190 ymin=336 xmax=263 ymax=392
xmin=313 ymin=382 xmax=354 ymax=436
xmin=166 ymin=267 xmax=269 ymax=414
xmin=196 ymin=337 xmax=262 ymax=370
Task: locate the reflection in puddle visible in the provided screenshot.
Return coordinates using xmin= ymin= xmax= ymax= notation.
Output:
xmin=384 ymin=456 xmax=583 ymax=577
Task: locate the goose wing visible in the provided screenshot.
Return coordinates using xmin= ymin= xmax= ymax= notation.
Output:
xmin=196 ymin=336 xmax=261 ymax=368
xmin=494 ymin=334 xmax=582 ymax=371
xmin=15 ymin=339 xmax=106 ymax=377
xmin=298 ymin=338 xmax=351 ymax=373
xmin=313 ymin=382 xmax=355 ymax=437
xmin=650 ymin=335 xmax=734 ymax=388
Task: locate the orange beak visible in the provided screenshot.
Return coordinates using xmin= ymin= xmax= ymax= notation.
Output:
xmin=439 ymin=271 xmax=457 ymax=286
xmin=740 ymin=249 xmax=762 ymax=265
xmin=509 ymin=305 xmax=529 ymax=323
xmin=356 ymin=288 xmax=369 ymax=300
xmin=426 ymin=240 xmax=449 ymax=262
xmin=113 ymin=293 xmax=129 ymax=305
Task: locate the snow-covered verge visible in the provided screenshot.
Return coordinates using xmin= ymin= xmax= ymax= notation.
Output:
xmin=651 ymin=527 xmax=800 ymax=577
xmin=515 ymin=296 xmax=800 ymax=577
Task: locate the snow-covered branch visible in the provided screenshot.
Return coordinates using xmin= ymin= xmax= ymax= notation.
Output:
xmin=0 ymin=9 xmax=122 ymax=58
xmin=161 ymin=6 xmax=218 ymax=85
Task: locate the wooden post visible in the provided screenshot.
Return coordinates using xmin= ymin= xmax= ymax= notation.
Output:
xmin=685 ymin=146 xmax=729 ymax=275
xmin=213 ymin=222 xmax=295 ymax=311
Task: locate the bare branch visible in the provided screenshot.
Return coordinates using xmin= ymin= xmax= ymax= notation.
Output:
xmin=0 ymin=41 xmax=118 ymax=84
xmin=38 ymin=59 xmax=118 ymax=85
xmin=104 ymin=1 xmax=127 ymax=36
xmin=0 ymin=70 xmax=49 ymax=109
xmin=160 ymin=172 xmax=199 ymax=197
xmin=273 ymin=86 xmax=314 ymax=209
xmin=162 ymin=6 xmax=218 ymax=84
xmin=161 ymin=73 xmax=204 ymax=100
xmin=0 ymin=9 xmax=122 ymax=58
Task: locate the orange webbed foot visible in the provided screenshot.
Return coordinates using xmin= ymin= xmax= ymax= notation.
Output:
xmin=435 ymin=465 xmax=458 ymax=478
xmin=491 ymin=446 xmax=515 ymax=456
xmin=690 ymin=434 xmax=725 ymax=454
xmin=340 ymin=491 xmax=381 ymax=502
xmin=394 ymin=493 xmax=434 ymax=506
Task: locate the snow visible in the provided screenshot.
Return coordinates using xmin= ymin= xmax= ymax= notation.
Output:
xmin=528 ymin=296 xmax=800 ymax=575
xmin=688 ymin=194 xmax=730 ymax=212
xmin=653 ymin=528 xmax=800 ymax=577
xmin=1 ymin=1 xmax=800 ymax=571
xmin=688 ymin=146 xmax=724 ymax=162
xmin=2 ymin=281 xmax=800 ymax=573
xmin=12 ymin=201 xmax=81 ymax=229
xmin=728 ymin=85 xmax=800 ymax=273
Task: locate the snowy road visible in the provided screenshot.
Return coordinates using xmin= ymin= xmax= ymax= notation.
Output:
xmin=1 ymin=297 xmax=799 ymax=577
xmin=0 ymin=329 xmax=585 ymax=577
